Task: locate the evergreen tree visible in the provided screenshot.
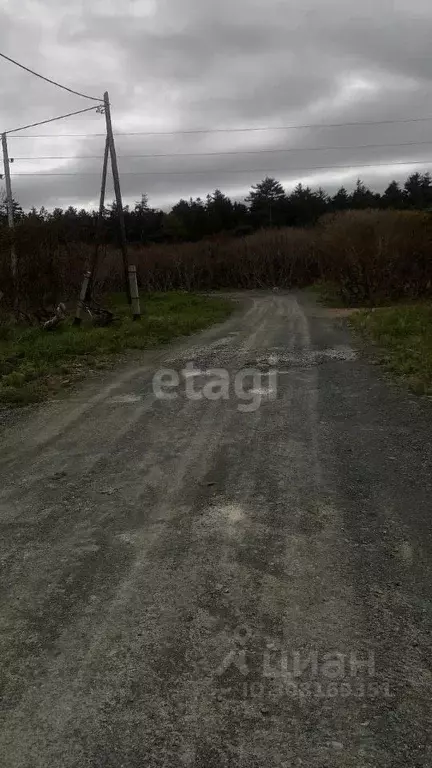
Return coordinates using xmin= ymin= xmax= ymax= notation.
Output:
xmin=350 ymin=179 xmax=381 ymax=209
xmin=331 ymin=187 xmax=351 ymax=212
xmin=246 ymin=176 xmax=286 ymax=227
xmin=286 ymin=184 xmax=328 ymax=226
xmin=206 ymin=189 xmax=236 ymax=233
xmin=0 ymin=194 xmax=23 ymax=223
xmin=382 ymin=181 xmax=405 ymax=209
xmin=402 ymin=172 xmax=432 ymax=209
xmin=171 ymin=197 xmax=208 ymax=241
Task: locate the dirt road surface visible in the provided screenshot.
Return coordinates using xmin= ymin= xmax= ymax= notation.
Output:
xmin=1 ymin=292 xmax=431 ymax=767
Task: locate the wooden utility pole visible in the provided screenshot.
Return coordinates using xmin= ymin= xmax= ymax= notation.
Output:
xmin=103 ymin=91 xmax=131 ymax=304
xmin=87 ymin=134 xmax=109 ymax=299
xmin=73 ymin=135 xmax=109 ymax=325
xmin=1 ymin=132 xmax=17 ymax=282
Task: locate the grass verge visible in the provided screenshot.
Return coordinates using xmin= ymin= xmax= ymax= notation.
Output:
xmin=349 ymin=303 xmax=432 ymax=395
xmin=0 ymin=292 xmax=233 ymax=406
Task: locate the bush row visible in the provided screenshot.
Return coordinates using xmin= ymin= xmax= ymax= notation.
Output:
xmin=1 ymin=210 xmax=432 ymax=316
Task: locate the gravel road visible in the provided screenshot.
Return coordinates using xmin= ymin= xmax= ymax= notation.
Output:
xmin=1 ymin=292 xmax=431 ymax=767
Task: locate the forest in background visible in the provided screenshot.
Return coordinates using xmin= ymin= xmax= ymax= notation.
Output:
xmin=2 ymin=170 xmax=432 ymax=245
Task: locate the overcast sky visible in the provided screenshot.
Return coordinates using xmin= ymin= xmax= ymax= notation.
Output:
xmin=1 ymin=0 xmax=432 ymax=211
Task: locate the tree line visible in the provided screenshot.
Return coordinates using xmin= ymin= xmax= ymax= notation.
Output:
xmin=1 ymin=171 xmax=432 ymax=245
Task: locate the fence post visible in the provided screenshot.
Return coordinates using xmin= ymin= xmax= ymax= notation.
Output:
xmin=128 ymin=265 xmax=141 ymax=320
xmin=73 ymin=270 xmax=91 ymax=326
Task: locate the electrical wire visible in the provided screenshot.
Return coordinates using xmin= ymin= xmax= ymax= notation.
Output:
xmin=3 ymin=106 xmax=101 ymax=136
xmin=0 ymin=51 xmax=103 ymax=102
xmin=7 ymin=115 xmax=432 ymax=139
xmin=7 ymin=158 xmax=432 ymax=177
xmin=10 ymin=139 xmax=432 ymax=160
xmin=109 ymin=116 xmax=432 ymax=135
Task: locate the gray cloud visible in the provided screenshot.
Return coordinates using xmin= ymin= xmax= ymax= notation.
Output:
xmin=1 ymin=0 xmax=432 ymax=211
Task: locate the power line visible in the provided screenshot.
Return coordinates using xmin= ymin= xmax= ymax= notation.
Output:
xmin=10 ymin=139 xmax=432 ymax=161
xmin=7 ymin=115 xmax=432 ymax=139
xmin=8 ymin=158 xmax=432 ymax=177
xmin=3 ymin=106 xmax=100 ymax=136
xmin=110 ymin=116 xmax=432 ymax=135
xmin=0 ymin=51 xmax=103 ymax=102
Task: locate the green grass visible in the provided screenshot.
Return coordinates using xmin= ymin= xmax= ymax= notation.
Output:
xmin=0 ymin=292 xmax=233 ymax=405
xmin=350 ymin=303 xmax=432 ymax=395
xmin=308 ymin=281 xmax=409 ymax=309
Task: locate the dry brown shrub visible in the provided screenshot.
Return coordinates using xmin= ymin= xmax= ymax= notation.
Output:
xmin=1 ymin=210 xmax=432 ymax=314
xmin=316 ymin=210 xmax=432 ymax=304
xmin=119 ymin=228 xmax=319 ymax=292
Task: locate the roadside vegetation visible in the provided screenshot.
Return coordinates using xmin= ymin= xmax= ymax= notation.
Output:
xmin=0 ymin=293 xmax=233 ymax=405
xmin=349 ymin=304 xmax=432 ymax=395
xmin=3 ymin=209 xmax=432 ymax=309
xmin=2 ymin=185 xmax=432 ymax=404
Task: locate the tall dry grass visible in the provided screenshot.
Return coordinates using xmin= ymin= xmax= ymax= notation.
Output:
xmin=1 ymin=210 xmax=431 ymax=317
